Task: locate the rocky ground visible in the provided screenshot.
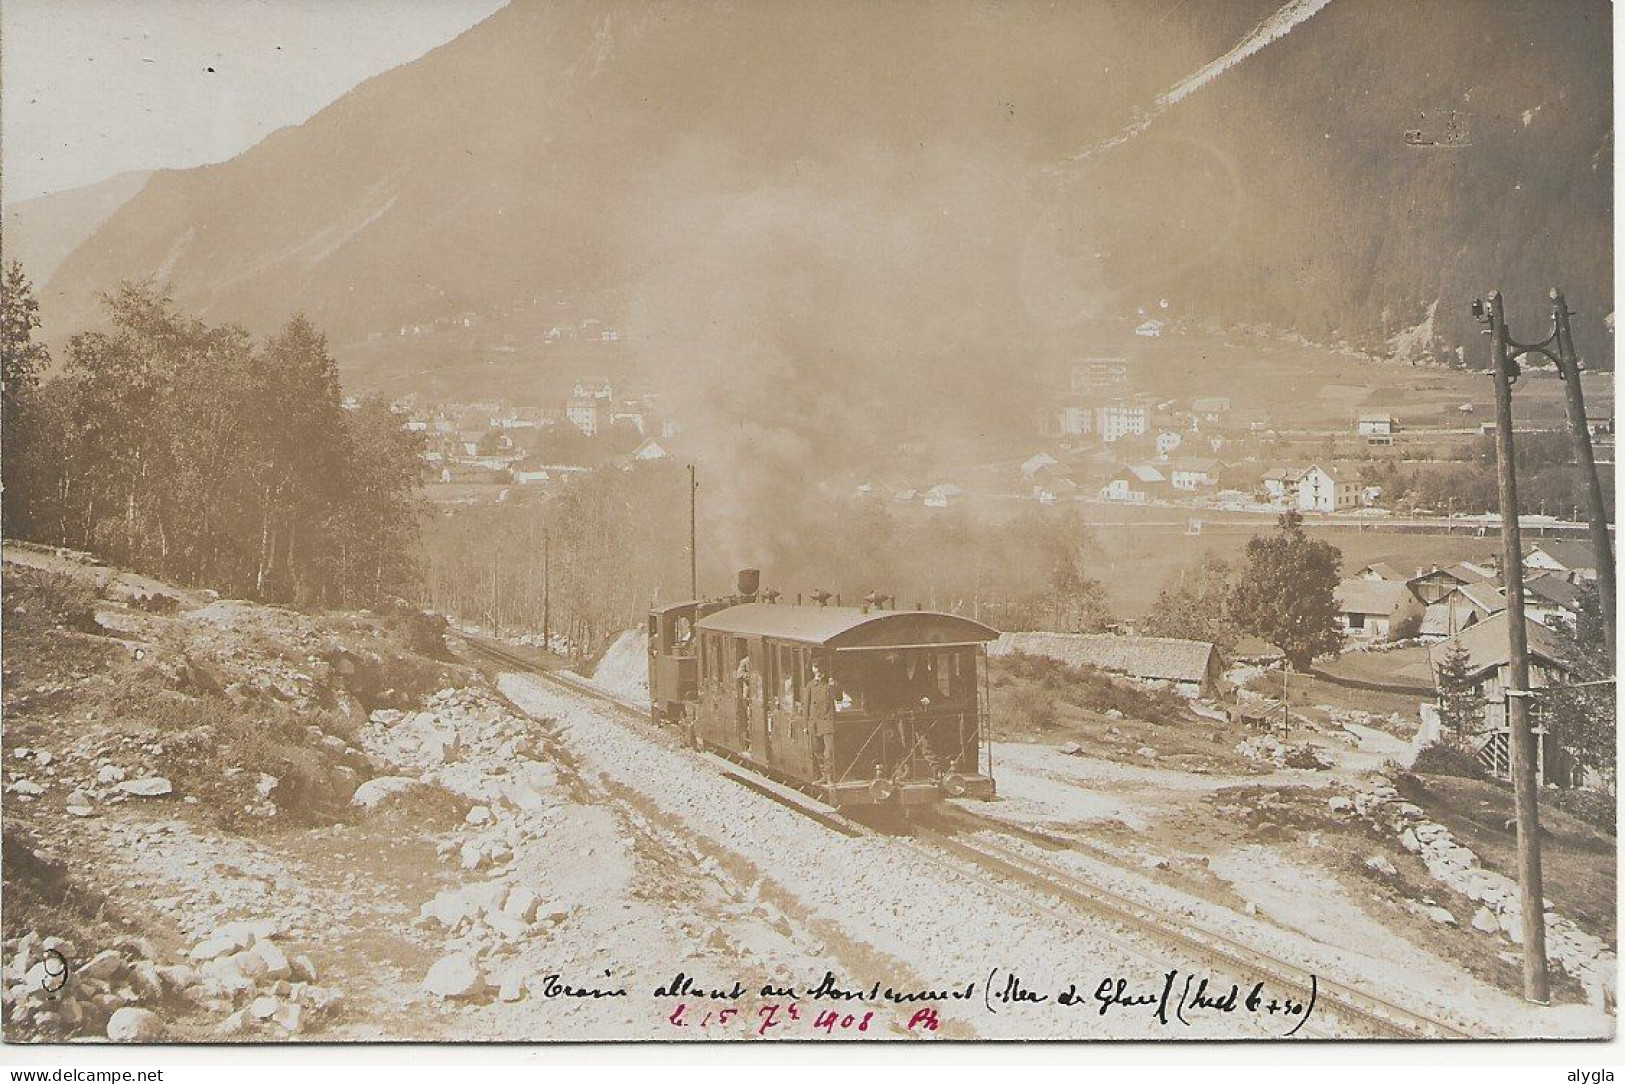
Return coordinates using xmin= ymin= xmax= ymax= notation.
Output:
xmin=3 ymin=548 xmax=1615 ymax=1043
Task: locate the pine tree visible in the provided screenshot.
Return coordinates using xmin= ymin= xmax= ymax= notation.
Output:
xmin=1 ymin=261 xmax=52 ymax=535
xmin=1434 ymin=638 xmax=1480 ymax=745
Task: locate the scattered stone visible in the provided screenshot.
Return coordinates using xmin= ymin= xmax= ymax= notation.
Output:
xmin=1327 ymin=796 xmax=1353 ymax=814
xmin=117 ymin=777 xmax=173 ymax=798
xmin=1139 ymin=855 xmax=1170 ymax=871
xmin=106 ymin=1007 xmax=165 ymax=1042
xmin=1472 ymin=906 xmax=1500 ymax=934
xmin=499 ymin=973 xmax=526 ymax=1002
xmin=1364 ymin=855 xmax=1397 ymax=877
xmin=1427 ymin=906 xmax=1457 ymax=926
xmin=503 ymin=888 xmax=541 ymax=925
xmin=250 ymin=940 xmax=292 ymax=981
xmin=272 ymin=1002 xmax=303 ymax=1033
xmin=250 ymin=996 xmax=280 ymax=1020
xmin=216 ymin=1010 xmax=252 ymax=1037
xmin=10 ymin=779 xmax=44 ymax=796
xmin=82 ymin=950 xmax=127 ymax=982
xmin=423 ymin=953 xmax=486 ymax=999
xmin=466 ymin=805 xmax=493 ymax=825
xmin=351 ymin=776 xmax=422 ymax=810
xmin=97 ymin=765 xmax=127 ymax=785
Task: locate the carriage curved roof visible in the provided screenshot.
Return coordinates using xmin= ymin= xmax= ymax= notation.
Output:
xmin=694 ymin=603 xmax=998 ymax=649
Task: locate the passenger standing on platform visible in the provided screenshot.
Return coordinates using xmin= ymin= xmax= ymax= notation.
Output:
xmin=804 ymin=661 xmax=837 ymax=782
xmin=734 ymin=655 xmax=753 ymax=746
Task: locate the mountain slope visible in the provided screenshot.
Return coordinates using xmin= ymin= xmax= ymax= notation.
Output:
xmin=2 ymin=170 xmax=152 ymax=282
xmin=38 ymin=0 xmax=1612 ymax=368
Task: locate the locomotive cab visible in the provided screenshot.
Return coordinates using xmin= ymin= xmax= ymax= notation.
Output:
xmin=648 ymin=601 xmax=701 ymax=721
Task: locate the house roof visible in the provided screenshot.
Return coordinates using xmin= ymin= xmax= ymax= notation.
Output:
xmin=1166 ymin=457 xmax=1219 ymax=472
xmin=1358 ymin=412 xmax=1396 ymax=423
xmin=1427 ymin=611 xmax=1570 ymax=680
xmin=1455 ymin=581 xmax=1507 ymax=615
xmin=1115 ymin=463 xmax=1165 ymax=483
xmin=695 ymin=603 xmax=998 ymax=649
xmin=1359 ymin=561 xmax=1410 ymax=582
xmin=1420 ymin=599 xmax=1481 ymax=638
xmin=1021 ymin=452 xmax=1060 ymax=475
xmin=1524 ymin=573 xmax=1581 ymax=610
xmin=1262 ymin=465 xmax=1307 ymax=482
xmin=989 ymin=632 xmax=1218 ymax=685
xmin=1192 ymin=397 xmax=1231 ymax=413
xmin=1527 ymin=540 xmax=1598 ymax=573
xmin=1335 ymin=579 xmax=1413 ymax=615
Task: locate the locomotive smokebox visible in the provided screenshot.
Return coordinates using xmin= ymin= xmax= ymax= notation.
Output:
xmin=736 ymin=568 xmax=761 ymax=598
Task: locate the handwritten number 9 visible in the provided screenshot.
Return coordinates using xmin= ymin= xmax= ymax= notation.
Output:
xmin=41 ymin=949 xmax=69 ymax=993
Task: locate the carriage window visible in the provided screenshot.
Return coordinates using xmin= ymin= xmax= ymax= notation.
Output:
xmin=778 ymin=645 xmax=799 ymax=709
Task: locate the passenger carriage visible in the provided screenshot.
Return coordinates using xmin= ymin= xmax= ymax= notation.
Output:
xmin=647 ymin=579 xmax=998 ymax=808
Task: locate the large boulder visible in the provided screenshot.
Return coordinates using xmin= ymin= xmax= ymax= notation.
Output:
xmin=422 ymin=953 xmax=486 ymax=999
xmin=117 ymin=777 xmax=173 ymax=798
xmin=106 ymin=1007 xmax=166 ymax=1042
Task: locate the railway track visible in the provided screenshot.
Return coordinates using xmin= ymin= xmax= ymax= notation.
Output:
xmin=461 ymin=634 xmax=1470 ymax=1041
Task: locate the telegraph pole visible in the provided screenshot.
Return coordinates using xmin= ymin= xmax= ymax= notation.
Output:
xmin=688 ymin=464 xmax=699 ymax=600
xmin=1474 ymin=290 xmax=1549 ymax=1003
xmin=1549 ymin=288 xmax=1615 ymax=665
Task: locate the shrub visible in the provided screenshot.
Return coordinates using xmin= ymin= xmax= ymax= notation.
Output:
xmin=1008 ymin=684 xmax=1059 ymax=731
xmin=1411 ymin=740 xmax=1486 ymax=780
xmin=1544 ymin=786 xmax=1617 ymax=835
xmin=2 ymin=568 xmax=101 ymax=634
xmin=380 ymin=599 xmax=450 ymax=660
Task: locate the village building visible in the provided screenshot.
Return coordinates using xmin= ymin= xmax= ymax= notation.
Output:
xmin=1100 ymin=463 xmax=1166 ymax=502
xmin=1410 ymin=562 xmax=1495 ymax=604
xmin=1134 ymin=319 xmax=1164 ymax=338
xmin=1260 ymin=465 xmax=1305 ymax=502
xmin=1154 ymin=430 xmax=1183 ymax=458
xmin=1020 ymin=452 xmax=1060 ymax=478
xmin=1427 ymin=613 xmax=1583 ymax=786
xmin=1190 ymin=397 xmax=1231 ymax=423
xmin=990 ymin=632 xmax=1223 ymax=698
xmin=923 ymin=483 xmax=963 ymax=509
xmin=1357 ymin=413 xmax=1398 ymax=442
xmin=1356 ymin=560 xmax=1410 ymax=582
xmin=1296 ymin=464 xmax=1359 ymax=513
xmin=1523 ymin=572 xmax=1583 ymax=626
xmin=565 ymin=396 xmax=605 ymax=436
xmin=1165 ymin=457 xmax=1220 ymax=491
xmin=1334 ymin=578 xmax=1422 ymax=640
xmin=1094 ymin=400 xmax=1150 ymax=443
xmin=631 ymin=439 xmax=669 ymax=461
xmin=1524 ymin=540 xmax=1599 ymax=583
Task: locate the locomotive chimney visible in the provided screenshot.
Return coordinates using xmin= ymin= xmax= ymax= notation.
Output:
xmin=737 ymin=568 xmax=760 ymax=598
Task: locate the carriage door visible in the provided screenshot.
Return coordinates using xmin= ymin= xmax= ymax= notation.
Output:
xmin=748 ymin=638 xmax=768 ymax=758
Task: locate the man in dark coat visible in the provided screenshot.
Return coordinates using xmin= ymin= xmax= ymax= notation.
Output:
xmin=804 ymin=661 xmax=837 ymax=782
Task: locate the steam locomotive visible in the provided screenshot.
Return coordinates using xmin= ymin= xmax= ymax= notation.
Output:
xmin=648 ymin=570 xmax=997 ymax=808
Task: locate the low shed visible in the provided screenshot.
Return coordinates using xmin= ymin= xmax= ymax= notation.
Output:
xmin=989 ymin=632 xmax=1222 ymax=698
